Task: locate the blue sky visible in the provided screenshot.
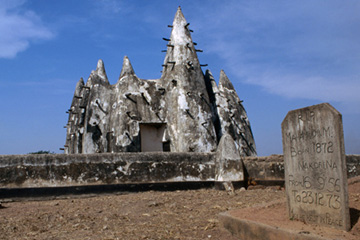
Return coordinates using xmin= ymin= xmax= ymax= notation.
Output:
xmin=0 ymin=0 xmax=359 ymax=156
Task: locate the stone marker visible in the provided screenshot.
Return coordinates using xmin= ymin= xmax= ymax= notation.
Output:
xmin=215 ymin=133 xmax=244 ymax=192
xmin=282 ymin=103 xmax=350 ymax=231
xmin=215 ymin=133 xmax=244 ymax=182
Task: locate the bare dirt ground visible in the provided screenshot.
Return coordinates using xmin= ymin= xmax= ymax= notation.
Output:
xmin=0 ymin=178 xmax=359 ymax=240
xmin=228 ymin=176 xmax=360 ymax=240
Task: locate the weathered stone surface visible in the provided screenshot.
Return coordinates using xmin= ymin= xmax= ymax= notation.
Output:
xmin=64 ymin=7 xmax=256 ymax=155
xmin=205 ymin=70 xmax=257 ymax=156
xmin=220 ymin=211 xmax=330 ymax=240
xmin=282 ymin=103 xmax=350 ymax=231
xmin=243 ymin=155 xmax=285 ymax=182
xmin=346 ymin=154 xmax=360 ymax=178
xmin=243 ymin=154 xmax=359 ymax=183
xmin=215 ymin=133 xmax=244 ymax=182
xmin=0 ymin=153 xmax=215 ymax=188
xmin=0 ymin=153 xmax=359 ymax=193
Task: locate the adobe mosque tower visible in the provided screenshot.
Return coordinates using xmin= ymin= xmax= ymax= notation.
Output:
xmin=64 ymin=7 xmax=257 ymax=156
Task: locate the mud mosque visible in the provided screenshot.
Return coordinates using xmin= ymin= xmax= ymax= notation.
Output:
xmin=64 ymin=7 xmax=256 ymax=156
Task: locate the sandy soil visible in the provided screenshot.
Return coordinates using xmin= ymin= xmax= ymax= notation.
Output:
xmin=0 ymin=186 xmax=284 ymax=240
xmin=0 ymin=178 xmax=358 ymax=240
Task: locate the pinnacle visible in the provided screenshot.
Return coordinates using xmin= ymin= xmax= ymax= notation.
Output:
xmin=74 ymin=77 xmax=85 ymax=96
xmin=119 ymin=56 xmax=135 ymax=79
xmin=95 ymin=59 xmax=109 ymax=82
xmin=219 ymin=70 xmax=235 ymax=91
xmin=161 ymin=7 xmax=201 ymax=79
xmin=205 ymin=70 xmax=215 ymax=82
xmin=171 ymin=6 xmax=191 ymax=45
xmin=204 ymin=69 xmax=219 ymax=104
xmin=205 ymin=69 xmax=218 ymax=91
xmin=78 ymin=77 xmax=85 ymax=85
xmin=97 ymin=59 xmax=105 ymax=71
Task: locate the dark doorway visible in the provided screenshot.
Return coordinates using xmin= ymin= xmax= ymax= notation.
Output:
xmin=140 ymin=123 xmax=168 ymax=152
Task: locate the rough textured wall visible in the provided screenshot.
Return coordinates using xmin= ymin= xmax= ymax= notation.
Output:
xmin=1 ymin=154 xmax=359 ymax=189
xmin=64 ymin=7 xmax=256 ymax=155
xmin=244 ymin=154 xmax=360 ymax=181
xmin=0 ymin=153 xmax=216 ymax=188
xmin=205 ymin=70 xmax=257 ymax=156
xmin=346 ymin=154 xmax=360 ymax=178
xmin=244 ymin=155 xmax=285 ymax=181
xmin=0 ymin=134 xmax=245 ymax=188
xmin=160 ymin=8 xmax=217 ymax=152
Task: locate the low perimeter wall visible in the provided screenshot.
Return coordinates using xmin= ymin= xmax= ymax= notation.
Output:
xmin=0 ymin=153 xmax=216 ymax=188
xmin=243 ymin=154 xmax=360 ymax=182
xmin=1 ymin=153 xmax=359 ymax=191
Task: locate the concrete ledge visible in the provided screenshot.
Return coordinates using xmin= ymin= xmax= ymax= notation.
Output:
xmin=220 ymin=211 xmax=330 ymax=240
xmin=220 ymin=176 xmax=360 ymax=240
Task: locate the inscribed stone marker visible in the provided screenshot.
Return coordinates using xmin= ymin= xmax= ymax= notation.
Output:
xmin=282 ymin=103 xmax=350 ymax=231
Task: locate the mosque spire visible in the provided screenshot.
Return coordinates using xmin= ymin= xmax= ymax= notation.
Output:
xmin=96 ymin=59 xmax=108 ymax=81
xmin=74 ymin=77 xmax=84 ymax=97
xmin=85 ymin=59 xmax=109 ymax=86
xmin=219 ymin=70 xmax=235 ymax=91
xmin=119 ymin=56 xmax=135 ymax=79
xmin=161 ymin=6 xmax=202 ymax=79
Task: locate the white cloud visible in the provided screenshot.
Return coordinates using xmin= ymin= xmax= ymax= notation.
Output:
xmin=0 ymin=0 xmax=53 ymax=58
xmin=194 ymin=0 xmax=360 ymax=108
xmin=248 ymin=73 xmax=360 ymax=103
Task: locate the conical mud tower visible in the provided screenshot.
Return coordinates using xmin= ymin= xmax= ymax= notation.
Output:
xmin=64 ymin=7 xmax=257 ymax=156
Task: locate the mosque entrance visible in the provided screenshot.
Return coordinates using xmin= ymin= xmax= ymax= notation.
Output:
xmin=139 ymin=123 xmax=168 ymax=152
